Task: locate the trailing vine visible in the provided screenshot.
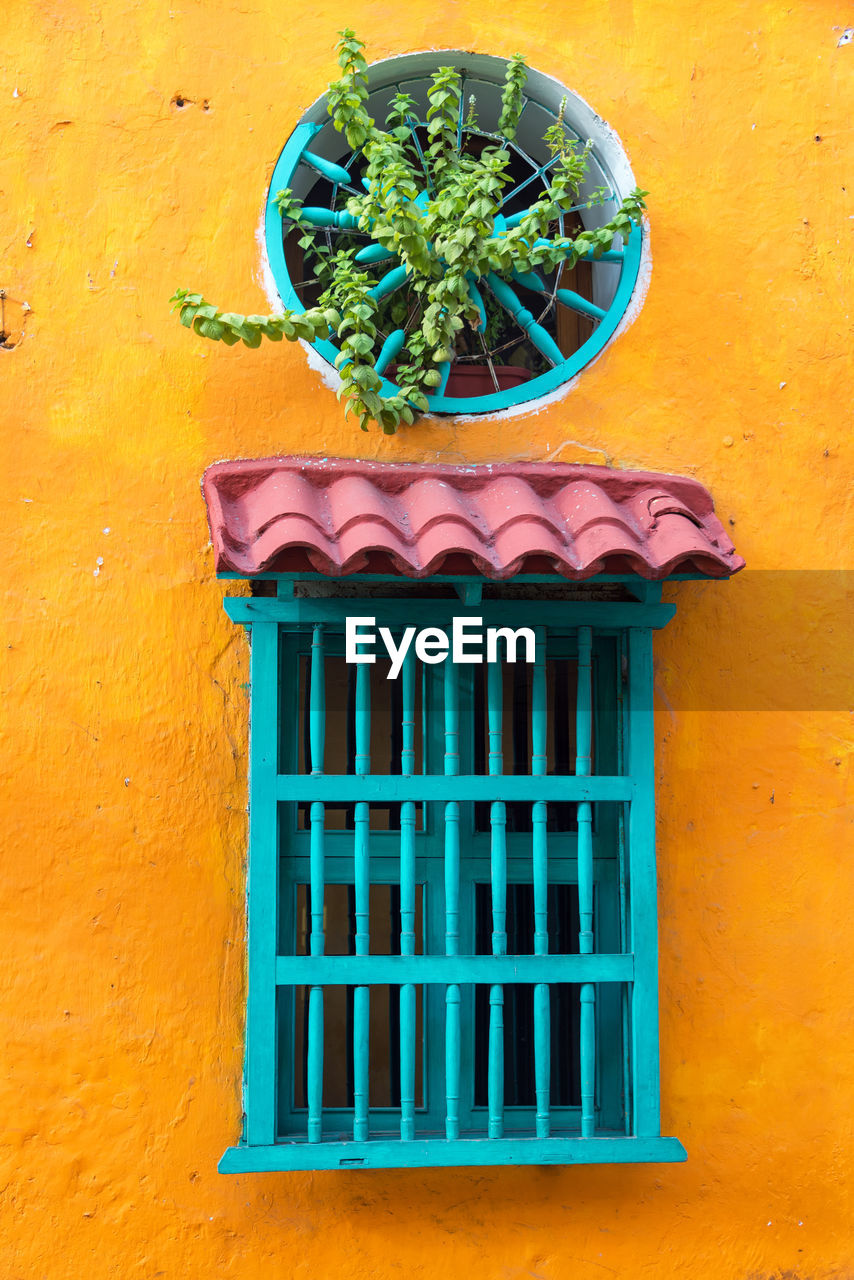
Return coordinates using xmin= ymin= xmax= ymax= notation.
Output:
xmin=171 ymin=31 xmax=648 ymax=433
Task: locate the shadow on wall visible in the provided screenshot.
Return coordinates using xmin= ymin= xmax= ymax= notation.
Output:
xmin=660 ymin=571 xmax=853 ymax=711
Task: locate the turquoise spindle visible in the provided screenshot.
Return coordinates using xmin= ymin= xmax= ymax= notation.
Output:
xmin=307 ymin=625 xmax=326 ymax=1143
xmin=444 ymin=654 xmax=459 ymax=777
xmin=368 ymin=264 xmax=408 ymax=302
xmin=485 ymin=272 xmax=565 ymax=366
xmin=488 ymin=662 xmax=506 ymax=956
xmin=580 ymin=985 xmax=596 ymax=1137
xmin=511 ymin=268 xmax=548 ymax=295
xmin=354 ymin=661 xmax=370 ymax=778
xmin=576 ymin=626 xmax=595 ymax=1136
xmin=580 ymin=247 xmax=623 ymax=263
xmin=531 ymin=626 xmax=550 ymax=1138
xmin=309 ymin=625 xmax=325 ymax=776
xmin=444 ymin=660 xmax=461 ymax=1139
xmin=401 ymin=650 xmax=415 ymax=779
xmin=556 ymin=288 xmax=606 ymax=322
xmin=487 ymin=660 xmax=506 ymax=1140
xmin=374 ymin=328 xmax=407 ymax=376
xmin=435 ymin=357 xmax=452 ymax=397
xmin=301 ymin=150 xmax=354 ymax=188
xmin=488 ymin=987 xmax=504 ymax=1140
xmin=511 ymin=268 xmax=607 ymax=322
xmin=445 ymin=984 xmax=460 ymax=1138
xmin=308 ymin=800 xmax=325 ymax=1142
xmin=400 ymin=799 xmax=417 ymax=1140
xmin=487 ymin=659 xmax=502 ymax=779
xmin=514 ymin=238 xmax=622 ymax=263
xmin=353 ymin=663 xmax=370 ymax=1141
xmin=355 ymin=242 xmax=398 ymax=265
xmin=490 ymin=804 xmax=507 ymax=958
xmin=299 ymin=206 xmax=360 ymax=230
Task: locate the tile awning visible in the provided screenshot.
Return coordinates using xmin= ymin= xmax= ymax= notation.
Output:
xmin=203 ymin=456 xmax=744 ymax=580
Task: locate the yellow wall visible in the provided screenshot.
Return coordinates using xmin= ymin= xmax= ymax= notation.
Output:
xmin=3 ymin=2 xmax=852 ymax=1275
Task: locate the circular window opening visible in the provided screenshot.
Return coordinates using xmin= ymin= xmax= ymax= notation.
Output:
xmin=264 ymin=51 xmax=645 ymax=415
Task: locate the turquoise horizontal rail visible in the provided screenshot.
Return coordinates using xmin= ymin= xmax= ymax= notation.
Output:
xmin=220 ymin=1135 xmax=687 ymax=1172
xmin=224 ymin=598 xmax=676 ymax=630
xmin=274 ymin=774 xmax=634 ymax=803
xmin=276 ymin=953 xmax=633 ymax=986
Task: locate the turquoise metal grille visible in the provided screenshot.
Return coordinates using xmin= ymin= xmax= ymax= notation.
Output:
xmin=219 ymin=589 xmax=686 ymax=1172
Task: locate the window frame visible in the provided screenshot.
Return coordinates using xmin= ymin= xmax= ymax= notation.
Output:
xmin=218 ymin=576 xmax=688 ymax=1173
xmin=263 ymin=49 xmax=646 ymax=417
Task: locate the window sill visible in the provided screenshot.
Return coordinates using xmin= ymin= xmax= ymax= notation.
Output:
xmin=219 ymin=1135 xmax=687 ymax=1173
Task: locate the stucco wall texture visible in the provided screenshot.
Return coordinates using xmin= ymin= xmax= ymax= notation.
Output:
xmin=3 ymin=1 xmax=852 ymax=1276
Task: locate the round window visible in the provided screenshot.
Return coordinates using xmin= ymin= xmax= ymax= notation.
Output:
xmin=264 ymin=49 xmax=645 ymax=417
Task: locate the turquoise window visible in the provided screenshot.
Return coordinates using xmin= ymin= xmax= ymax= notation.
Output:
xmin=265 ymin=52 xmax=645 ymax=416
xmin=218 ymin=582 xmax=687 ymax=1172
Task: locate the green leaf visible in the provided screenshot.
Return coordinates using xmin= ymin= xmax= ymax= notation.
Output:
xmin=344 ymin=332 xmax=375 ymax=356
xmin=196 ymin=318 xmax=225 ymax=340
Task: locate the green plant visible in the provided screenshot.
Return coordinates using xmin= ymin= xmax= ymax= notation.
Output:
xmin=171 ymin=32 xmax=648 ymax=433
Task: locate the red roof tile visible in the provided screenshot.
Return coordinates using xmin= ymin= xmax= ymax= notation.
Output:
xmin=202 ymin=456 xmax=744 ymax=581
